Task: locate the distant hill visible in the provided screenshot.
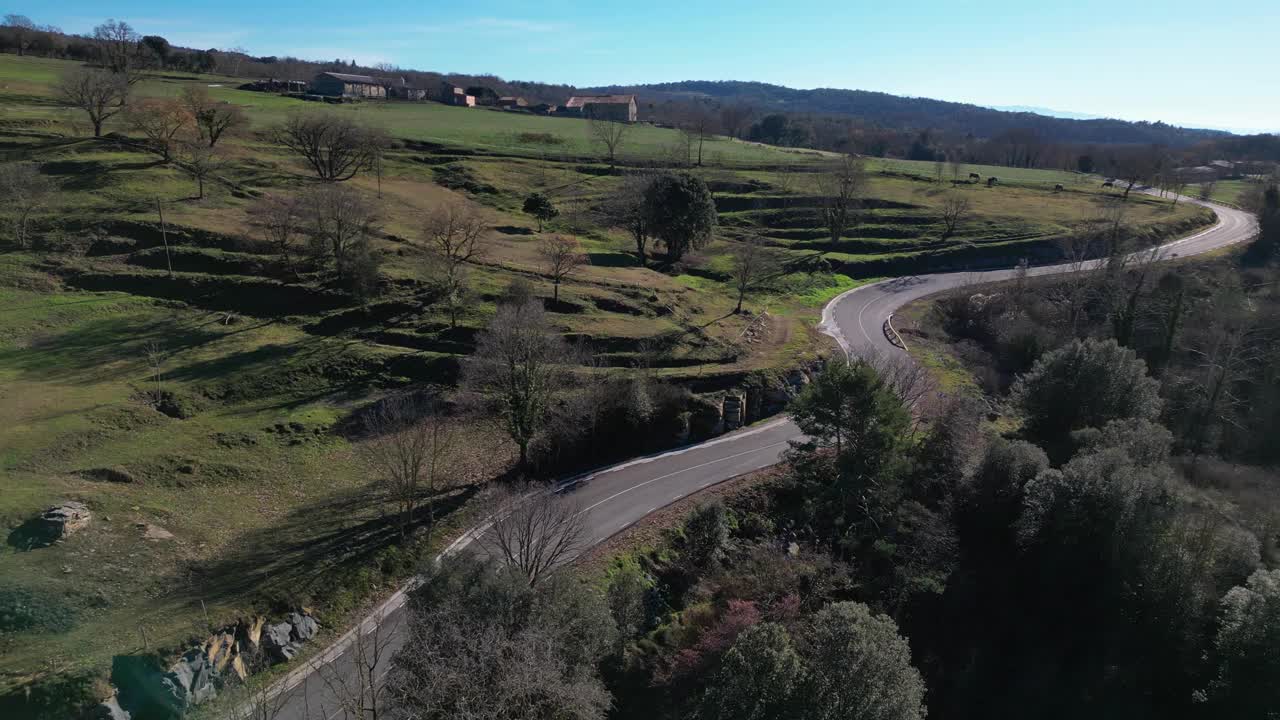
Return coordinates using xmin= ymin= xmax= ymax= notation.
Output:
xmin=987 ymin=105 xmax=1103 ymax=121
xmin=584 ymin=80 xmax=1228 ymax=148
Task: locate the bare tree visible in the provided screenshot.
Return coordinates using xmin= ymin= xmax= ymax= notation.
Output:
xmin=939 ymin=193 xmax=972 ymax=239
xmin=539 ymin=234 xmax=586 ymax=302
xmin=359 ymin=393 xmax=459 ymax=540
xmin=56 ymin=67 xmax=129 ymax=137
xmin=1199 ymin=180 xmax=1217 ymax=202
xmin=93 ymin=19 xmax=145 ymax=83
xmin=1100 ymin=243 xmax=1164 ymax=347
xmin=586 ymin=112 xmax=628 ymax=167
xmin=719 ymin=103 xmax=754 ymax=140
xmin=729 ymin=235 xmax=772 ymax=313
xmin=678 ymin=104 xmax=719 ymax=167
xmin=249 ymin=193 xmax=306 ymax=277
xmin=481 ymin=484 xmax=588 ymax=586
xmin=933 ymin=157 xmax=946 ymax=183
xmin=1054 ymin=232 xmax=1097 ymax=336
xmin=819 ymin=154 xmax=867 ymax=244
xmin=464 ymin=299 xmax=571 ymax=469
xmin=386 ymin=554 xmax=615 ymax=720
xmin=175 ymin=140 xmax=223 ymax=200
xmin=274 ymin=112 xmax=387 ymax=182
xmin=3 ymin=14 xmax=36 ymax=56
xmin=600 ymin=173 xmax=653 ymax=263
xmin=1093 ymin=196 xmax=1130 ymax=258
xmin=0 ymin=163 xmax=56 ymax=249
xmin=304 ymin=184 xmax=381 ymax=279
xmin=180 ymin=86 xmax=248 ymax=148
xmin=421 ymin=201 xmax=488 ymax=328
xmin=144 ymin=341 xmax=165 ymax=407
xmin=125 ymin=97 xmax=191 ymax=161
xmin=863 ymin=350 xmax=938 ymax=413
xmin=314 ymin=614 xmax=397 ymax=720
xmin=1176 ymin=291 xmax=1266 ymax=457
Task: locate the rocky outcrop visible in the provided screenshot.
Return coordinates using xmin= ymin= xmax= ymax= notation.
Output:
xmin=262 ymin=620 xmax=298 ymax=662
xmin=39 ymin=501 xmax=92 ymax=540
xmin=160 ymin=649 xmax=217 ymax=712
xmin=110 ymin=610 xmax=319 ymax=718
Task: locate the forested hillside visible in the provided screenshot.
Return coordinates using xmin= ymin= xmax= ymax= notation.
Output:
xmin=590 ymin=80 xmax=1228 ymax=147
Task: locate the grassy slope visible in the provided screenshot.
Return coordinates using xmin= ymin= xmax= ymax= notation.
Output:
xmin=0 ymin=52 xmax=1213 ymax=698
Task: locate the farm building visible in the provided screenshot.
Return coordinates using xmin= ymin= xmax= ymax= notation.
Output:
xmin=563 ymin=94 xmax=637 ymax=122
xmin=497 ymin=96 xmax=528 ymax=108
xmin=242 ymin=78 xmax=307 ymax=93
xmin=310 ymin=72 xmax=387 ymax=99
xmin=386 ymin=77 xmax=427 ymax=101
xmin=431 ymin=82 xmax=476 ymax=107
xmin=467 ymin=86 xmax=500 ymax=106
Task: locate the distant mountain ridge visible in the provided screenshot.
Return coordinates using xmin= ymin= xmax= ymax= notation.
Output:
xmin=987 ymin=105 xmax=1104 ymax=121
xmin=583 ymin=80 xmax=1229 ymax=147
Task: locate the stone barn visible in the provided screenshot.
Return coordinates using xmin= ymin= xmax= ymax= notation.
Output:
xmin=563 ymin=94 xmax=637 ymax=122
xmin=310 ymin=72 xmax=387 ymax=99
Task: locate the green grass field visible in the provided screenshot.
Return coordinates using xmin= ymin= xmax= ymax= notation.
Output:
xmin=0 ymin=51 xmax=1217 ymax=709
xmin=1181 ymin=178 xmax=1261 ymax=206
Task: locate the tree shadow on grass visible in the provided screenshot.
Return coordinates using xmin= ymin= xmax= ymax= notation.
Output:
xmin=188 ymin=482 xmax=480 ymax=609
xmin=0 ymin=313 xmax=272 ymax=384
xmin=586 ymin=252 xmax=641 ymax=268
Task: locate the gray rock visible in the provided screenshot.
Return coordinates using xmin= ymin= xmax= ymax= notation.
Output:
xmin=90 ymin=696 xmax=131 ymax=720
xmin=263 ymin=621 xmax=296 ymax=662
xmin=37 ymin=501 xmax=91 ymax=541
xmin=288 ymin=612 xmax=318 ymax=642
xmin=161 ymin=649 xmax=217 ymax=711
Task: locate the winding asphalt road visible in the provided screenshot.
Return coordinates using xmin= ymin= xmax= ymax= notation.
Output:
xmin=267 ymin=192 xmax=1255 ymax=719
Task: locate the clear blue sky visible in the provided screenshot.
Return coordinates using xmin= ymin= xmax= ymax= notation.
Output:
xmin=14 ymin=0 xmax=1279 ymax=133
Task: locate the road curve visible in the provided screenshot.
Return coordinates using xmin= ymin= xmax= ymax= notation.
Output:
xmin=266 ymin=193 xmax=1254 ymax=719
xmin=822 ymin=193 xmax=1257 ymax=359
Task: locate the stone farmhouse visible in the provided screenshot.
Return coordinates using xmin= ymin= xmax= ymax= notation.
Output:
xmin=309 ymin=72 xmax=387 ymax=99
xmin=562 ymin=94 xmax=637 ymax=122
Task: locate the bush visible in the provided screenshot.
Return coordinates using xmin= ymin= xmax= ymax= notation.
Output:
xmin=0 ymin=586 xmax=77 ymax=634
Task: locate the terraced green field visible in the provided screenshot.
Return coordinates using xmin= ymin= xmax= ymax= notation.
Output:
xmin=0 ymin=51 xmax=1215 ymax=712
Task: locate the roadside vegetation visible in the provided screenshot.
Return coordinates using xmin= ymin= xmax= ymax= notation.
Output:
xmin=388 ymin=182 xmax=1280 ymax=720
xmin=0 ymin=21 xmax=1233 ymax=719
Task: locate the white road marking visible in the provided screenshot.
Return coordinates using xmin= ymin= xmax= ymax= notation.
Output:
xmin=573 ymin=440 xmax=792 ymax=517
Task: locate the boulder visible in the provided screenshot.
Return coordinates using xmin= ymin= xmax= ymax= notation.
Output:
xmin=41 ymin=501 xmax=92 ymax=539
xmin=160 ymin=649 xmax=216 ymax=711
xmin=262 ymin=621 xmax=299 ymax=662
xmin=288 ymin=612 xmax=318 ymax=642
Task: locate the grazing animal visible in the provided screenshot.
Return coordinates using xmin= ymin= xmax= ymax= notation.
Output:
xmin=987 ymin=176 xmax=998 ymax=187
xmin=969 ymin=172 xmax=981 ymax=182
xmin=1054 ymin=184 xmax=1065 ymax=192
xmin=1102 ymin=180 xmax=1115 ymax=188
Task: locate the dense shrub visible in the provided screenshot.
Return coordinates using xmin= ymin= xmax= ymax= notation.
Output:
xmin=0 ymin=586 xmax=77 ymax=634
